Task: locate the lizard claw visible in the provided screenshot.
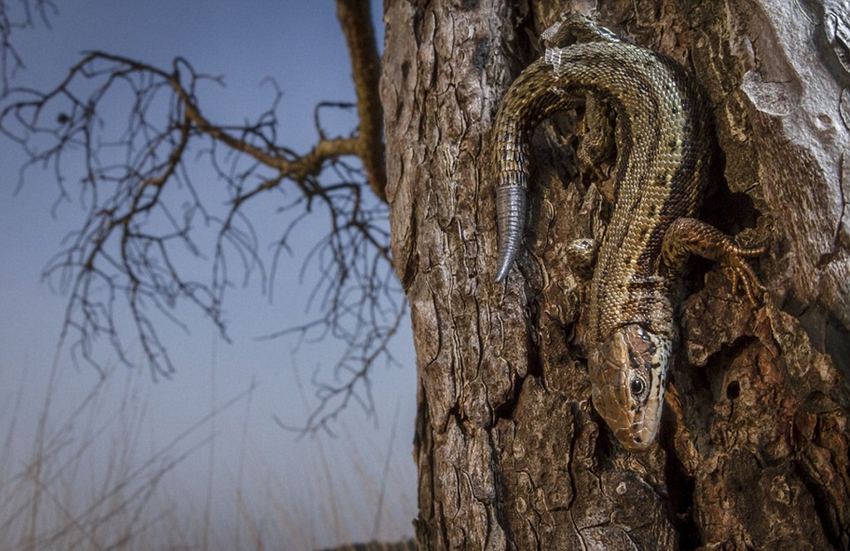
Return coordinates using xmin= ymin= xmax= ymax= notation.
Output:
xmin=726 ymin=259 xmax=766 ymax=307
xmin=725 ymin=241 xmax=766 ymax=306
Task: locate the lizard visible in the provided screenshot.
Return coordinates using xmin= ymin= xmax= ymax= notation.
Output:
xmin=491 ymin=13 xmax=765 ymax=451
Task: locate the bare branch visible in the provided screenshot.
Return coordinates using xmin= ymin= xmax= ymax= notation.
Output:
xmin=336 ymin=0 xmax=386 ymax=202
xmin=2 ymin=1 xmax=397 ymax=429
xmin=0 ymin=0 xmax=57 ymax=94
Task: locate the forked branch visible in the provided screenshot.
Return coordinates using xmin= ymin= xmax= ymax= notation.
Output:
xmin=0 ymin=0 xmax=400 ymax=430
xmin=0 ymin=0 xmax=58 ymax=94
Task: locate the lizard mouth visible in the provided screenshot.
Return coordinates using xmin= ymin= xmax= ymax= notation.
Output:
xmin=613 ymin=411 xmax=661 ymax=452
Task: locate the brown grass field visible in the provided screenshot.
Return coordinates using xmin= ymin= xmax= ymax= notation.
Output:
xmin=0 ymin=359 xmax=415 ymax=550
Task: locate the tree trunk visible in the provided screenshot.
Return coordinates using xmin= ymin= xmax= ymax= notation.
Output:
xmin=381 ymin=0 xmax=850 ymax=548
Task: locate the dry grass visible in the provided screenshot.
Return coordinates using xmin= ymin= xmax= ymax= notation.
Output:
xmin=0 ymin=359 xmax=415 ymax=550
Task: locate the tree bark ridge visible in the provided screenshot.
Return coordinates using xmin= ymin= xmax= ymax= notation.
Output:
xmin=382 ymin=0 xmax=850 ymax=548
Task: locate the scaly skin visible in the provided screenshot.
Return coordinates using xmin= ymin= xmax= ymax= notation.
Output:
xmin=492 ymin=14 xmax=764 ymax=451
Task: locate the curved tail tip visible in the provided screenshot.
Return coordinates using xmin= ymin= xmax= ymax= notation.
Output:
xmin=494 ymin=254 xmax=514 ymax=283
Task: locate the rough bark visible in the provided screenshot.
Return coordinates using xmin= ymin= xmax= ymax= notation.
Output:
xmin=381 ymin=0 xmax=850 ymax=549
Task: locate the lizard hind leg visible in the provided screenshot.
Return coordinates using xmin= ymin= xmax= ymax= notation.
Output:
xmin=662 ymin=217 xmax=766 ymax=305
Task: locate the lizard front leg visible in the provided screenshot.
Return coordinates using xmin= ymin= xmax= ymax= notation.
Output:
xmin=662 ymin=217 xmax=766 ymax=305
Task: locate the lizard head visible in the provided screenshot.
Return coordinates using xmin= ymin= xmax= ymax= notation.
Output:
xmin=589 ymin=324 xmax=670 ymax=452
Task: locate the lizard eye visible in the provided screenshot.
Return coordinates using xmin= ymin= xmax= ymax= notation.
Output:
xmin=629 ymin=375 xmax=648 ymax=401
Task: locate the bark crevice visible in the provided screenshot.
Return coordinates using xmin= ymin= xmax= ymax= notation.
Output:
xmin=382 ymin=0 xmax=850 ymax=548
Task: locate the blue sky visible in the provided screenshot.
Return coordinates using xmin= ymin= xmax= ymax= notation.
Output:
xmin=0 ymin=1 xmax=416 ymax=549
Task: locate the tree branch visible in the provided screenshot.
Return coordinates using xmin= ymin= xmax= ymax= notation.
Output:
xmin=0 ymin=0 xmax=57 ymax=94
xmin=1 ymin=2 xmax=400 ymax=411
xmin=336 ymin=0 xmax=386 ymax=202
